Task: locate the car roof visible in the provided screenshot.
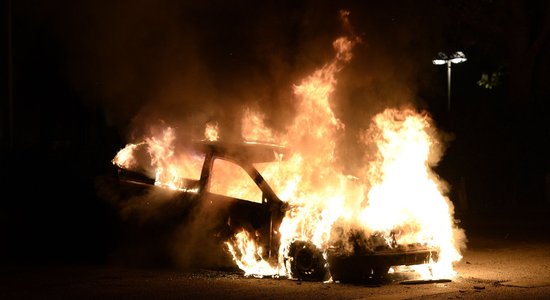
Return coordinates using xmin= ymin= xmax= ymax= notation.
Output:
xmin=192 ymin=140 xmax=290 ymax=163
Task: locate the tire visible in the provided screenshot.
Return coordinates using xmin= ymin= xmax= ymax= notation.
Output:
xmin=285 ymin=241 xmax=328 ymax=281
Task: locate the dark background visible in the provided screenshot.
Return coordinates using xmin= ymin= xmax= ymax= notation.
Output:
xmin=1 ymin=0 xmax=549 ymax=266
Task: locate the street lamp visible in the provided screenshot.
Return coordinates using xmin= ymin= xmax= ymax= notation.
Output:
xmin=432 ymin=51 xmax=467 ymax=112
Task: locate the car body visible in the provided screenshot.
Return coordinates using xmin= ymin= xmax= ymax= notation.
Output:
xmin=106 ymin=140 xmax=437 ymax=280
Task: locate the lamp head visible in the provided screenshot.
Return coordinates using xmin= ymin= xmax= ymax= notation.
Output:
xmin=432 ymin=52 xmax=449 ymax=65
xmin=450 ymin=51 xmax=467 ymax=64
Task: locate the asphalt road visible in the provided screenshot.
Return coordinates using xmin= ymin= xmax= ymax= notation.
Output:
xmin=2 ymin=209 xmax=550 ymax=299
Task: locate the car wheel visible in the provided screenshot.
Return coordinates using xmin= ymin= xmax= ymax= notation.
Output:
xmin=285 ymin=240 xmax=328 ymax=281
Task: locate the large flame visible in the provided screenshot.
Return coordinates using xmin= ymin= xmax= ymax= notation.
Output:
xmin=111 ymin=16 xmax=464 ymax=280
xmin=359 ymin=109 xmax=462 ymax=278
xmin=228 ymin=33 xmax=463 ymax=278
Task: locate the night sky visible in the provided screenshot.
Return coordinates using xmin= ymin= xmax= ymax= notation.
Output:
xmin=1 ymin=0 xmax=549 ymax=265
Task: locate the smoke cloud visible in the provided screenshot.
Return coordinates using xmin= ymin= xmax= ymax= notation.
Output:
xmin=35 ymin=1 xmax=448 ymax=144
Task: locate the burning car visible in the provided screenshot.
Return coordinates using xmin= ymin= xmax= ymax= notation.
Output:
xmin=104 ymin=31 xmax=463 ymax=281
xmin=108 ymin=138 xmax=438 ymax=281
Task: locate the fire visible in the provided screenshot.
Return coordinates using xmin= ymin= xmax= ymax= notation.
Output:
xmin=112 ymin=142 xmax=145 ymax=170
xmin=226 ymin=33 xmax=463 ymax=278
xmin=110 ymin=13 xmax=464 ymax=281
xmin=205 ymin=121 xmax=219 ymax=141
xmin=242 ymin=108 xmax=278 ymax=143
xmin=226 ymin=231 xmax=276 ymax=278
xmin=113 ymin=127 xmax=203 ymax=192
xmin=359 ymin=109 xmax=462 ymax=278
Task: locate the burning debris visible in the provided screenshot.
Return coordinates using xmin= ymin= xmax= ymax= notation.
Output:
xmin=205 ymin=121 xmax=220 ymax=142
xmin=108 ymin=11 xmax=465 ymax=283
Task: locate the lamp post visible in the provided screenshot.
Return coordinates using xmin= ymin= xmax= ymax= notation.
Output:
xmin=432 ymin=51 xmax=467 ymax=112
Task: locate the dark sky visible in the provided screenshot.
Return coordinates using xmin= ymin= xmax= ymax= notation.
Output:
xmin=1 ymin=0 xmax=549 ymax=265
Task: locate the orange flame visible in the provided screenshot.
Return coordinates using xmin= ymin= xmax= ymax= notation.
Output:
xmin=112 ymin=142 xmax=145 ymax=170
xmin=228 ymin=35 xmax=463 ymax=278
xmin=359 ymin=109 xmax=463 ymax=278
xmin=205 ymin=121 xmax=219 ymax=141
xmin=225 ymin=231 xmax=277 ymax=277
xmin=226 ymin=34 xmax=364 ymax=277
xmin=113 ymin=127 xmax=203 ymax=191
xmin=242 ymin=108 xmax=278 ymax=143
